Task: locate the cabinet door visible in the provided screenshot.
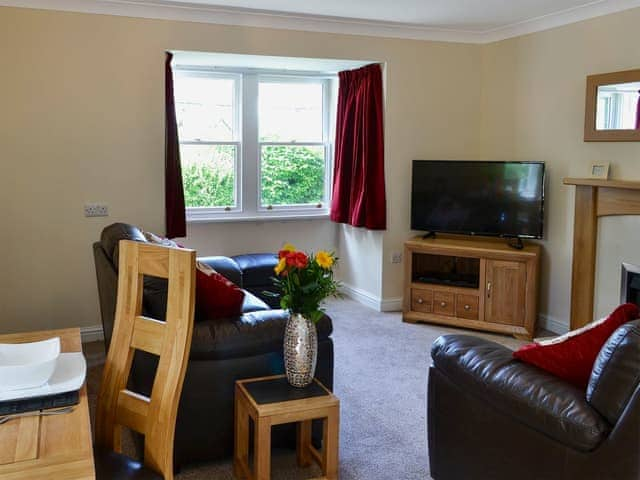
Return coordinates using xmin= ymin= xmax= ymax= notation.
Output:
xmin=485 ymin=260 xmax=526 ymax=326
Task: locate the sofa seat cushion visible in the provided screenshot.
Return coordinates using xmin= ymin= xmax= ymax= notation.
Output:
xmin=190 ymin=310 xmax=333 ymax=361
xmin=431 ymin=334 xmax=610 ymax=452
xmin=232 ymin=253 xmax=278 ymax=286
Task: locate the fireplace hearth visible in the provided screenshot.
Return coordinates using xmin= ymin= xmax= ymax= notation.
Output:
xmin=621 ymin=263 xmax=640 ymax=306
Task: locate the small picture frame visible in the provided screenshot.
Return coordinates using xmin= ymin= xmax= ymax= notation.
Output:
xmin=590 ymin=162 xmax=610 ymax=179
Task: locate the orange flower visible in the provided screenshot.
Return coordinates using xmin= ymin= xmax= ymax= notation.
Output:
xmin=285 ymin=251 xmax=308 ymax=269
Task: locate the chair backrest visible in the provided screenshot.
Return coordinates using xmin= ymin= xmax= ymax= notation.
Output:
xmin=95 ymin=240 xmax=196 ymax=479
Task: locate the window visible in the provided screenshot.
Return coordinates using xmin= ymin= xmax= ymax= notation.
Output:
xmin=174 ymin=71 xmax=241 ymax=213
xmin=174 ymin=69 xmax=333 ymax=221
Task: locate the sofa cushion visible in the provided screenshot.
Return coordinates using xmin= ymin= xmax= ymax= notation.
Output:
xmin=587 ymin=320 xmax=640 ymax=424
xmin=245 ymin=286 xmax=281 ymax=309
xmin=513 ymin=303 xmax=639 ymax=388
xmin=197 ymin=256 xmax=242 ymax=286
xmin=241 ymin=291 xmax=270 ymax=313
xmin=431 ymin=334 xmax=610 ymax=451
xmin=195 ymin=263 xmax=245 ymax=321
xmin=190 ymin=310 xmax=333 ymax=361
xmin=232 ymin=253 xmax=278 ymax=286
xmin=101 ymin=223 xmax=147 ymax=265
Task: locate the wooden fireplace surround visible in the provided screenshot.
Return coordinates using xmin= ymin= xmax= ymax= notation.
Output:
xmin=564 ymin=178 xmax=640 ymax=329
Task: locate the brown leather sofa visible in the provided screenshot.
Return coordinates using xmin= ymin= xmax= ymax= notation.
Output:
xmin=428 ymin=320 xmax=640 ymax=480
xmin=93 ymin=223 xmax=334 ymax=469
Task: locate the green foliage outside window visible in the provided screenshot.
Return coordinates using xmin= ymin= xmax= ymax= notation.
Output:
xmin=260 ymin=145 xmax=325 ymax=206
xmin=182 ymin=145 xmax=325 ymax=208
xmin=182 ymin=144 xmax=235 ymax=207
xmin=182 ymin=162 xmax=235 ymax=207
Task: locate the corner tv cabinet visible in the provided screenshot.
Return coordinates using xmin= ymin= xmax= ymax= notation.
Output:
xmin=403 ymin=235 xmax=540 ymax=340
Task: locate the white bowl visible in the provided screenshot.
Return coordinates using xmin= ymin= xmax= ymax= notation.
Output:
xmin=0 ymin=337 xmax=61 ymax=392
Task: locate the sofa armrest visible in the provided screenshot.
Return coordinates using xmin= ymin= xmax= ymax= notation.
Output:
xmin=431 ymin=335 xmax=610 ymax=451
xmin=198 ymin=256 xmax=242 ymax=286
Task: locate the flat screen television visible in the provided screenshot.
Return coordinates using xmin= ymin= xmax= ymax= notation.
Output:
xmin=411 ymin=160 xmax=545 ymax=239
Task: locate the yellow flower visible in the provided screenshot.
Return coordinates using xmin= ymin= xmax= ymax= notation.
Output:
xmin=282 ymin=243 xmax=296 ymax=252
xmin=274 ymin=257 xmax=287 ymax=275
xmin=315 ymin=250 xmax=334 ymax=269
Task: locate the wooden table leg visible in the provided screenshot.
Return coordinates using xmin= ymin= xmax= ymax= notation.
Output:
xmin=322 ymin=406 xmax=340 ymax=480
xmin=296 ymin=420 xmax=312 ymax=467
xmin=233 ymin=393 xmax=249 ymax=479
xmin=255 ymin=417 xmax=272 ymax=480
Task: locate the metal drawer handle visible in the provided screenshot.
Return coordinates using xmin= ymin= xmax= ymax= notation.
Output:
xmin=464 ymin=304 xmax=471 ymax=311
xmin=440 ymin=301 xmax=447 ymax=307
xmin=417 ymin=298 xmax=424 ymax=304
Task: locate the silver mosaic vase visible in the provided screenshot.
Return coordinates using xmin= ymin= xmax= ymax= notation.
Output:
xmin=283 ymin=313 xmax=318 ymax=387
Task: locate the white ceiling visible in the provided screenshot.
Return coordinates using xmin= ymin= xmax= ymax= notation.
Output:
xmin=166 ymin=0 xmax=622 ymax=31
xmin=3 ymin=0 xmax=640 ymax=42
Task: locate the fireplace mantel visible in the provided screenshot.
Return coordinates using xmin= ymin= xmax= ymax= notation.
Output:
xmin=564 ymin=177 xmax=640 ymax=329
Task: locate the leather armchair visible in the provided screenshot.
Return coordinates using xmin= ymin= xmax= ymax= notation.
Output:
xmin=428 ymin=320 xmax=640 ymax=480
xmin=93 ymin=223 xmax=334 ymax=469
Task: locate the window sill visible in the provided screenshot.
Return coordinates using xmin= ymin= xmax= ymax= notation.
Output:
xmin=187 ymin=212 xmax=331 ymax=224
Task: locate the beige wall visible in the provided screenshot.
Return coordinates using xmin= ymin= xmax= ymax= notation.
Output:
xmin=479 ymin=7 xmax=640 ymax=328
xmin=0 ymin=6 xmax=481 ymax=332
xmin=2 ymin=5 xmax=637 ymax=335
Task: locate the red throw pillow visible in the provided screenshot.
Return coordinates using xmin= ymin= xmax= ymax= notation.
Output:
xmin=513 ymin=303 xmax=640 ymax=389
xmin=195 ymin=262 xmax=245 ymax=320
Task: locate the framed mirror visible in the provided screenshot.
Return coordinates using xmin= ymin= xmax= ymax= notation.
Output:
xmin=584 ymin=68 xmax=640 ymax=141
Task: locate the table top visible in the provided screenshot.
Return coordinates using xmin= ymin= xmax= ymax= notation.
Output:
xmin=237 ymin=375 xmax=338 ymax=418
xmin=0 ymin=328 xmax=95 ymax=480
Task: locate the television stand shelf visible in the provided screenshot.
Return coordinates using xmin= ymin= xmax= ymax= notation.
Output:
xmin=403 ymin=235 xmax=540 ymax=340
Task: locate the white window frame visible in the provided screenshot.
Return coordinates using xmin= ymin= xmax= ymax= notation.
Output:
xmin=257 ymin=75 xmax=332 ymax=214
xmin=175 ymin=68 xmax=334 ymax=223
xmin=174 ymin=69 xmax=242 ymax=221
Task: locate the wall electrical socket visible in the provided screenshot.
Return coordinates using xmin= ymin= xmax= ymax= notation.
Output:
xmin=84 ymin=203 xmax=109 ymax=217
xmin=391 ymin=252 xmax=403 ymax=264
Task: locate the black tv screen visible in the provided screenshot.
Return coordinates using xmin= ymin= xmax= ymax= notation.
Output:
xmin=411 ymin=160 xmax=545 ymax=239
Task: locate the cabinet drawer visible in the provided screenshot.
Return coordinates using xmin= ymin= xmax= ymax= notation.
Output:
xmin=411 ymin=288 xmax=433 ymax=313
xmin=456 ymin=294 xmax=479 ymax=320
xmin=433 ymin=291 xmax=455 ymax=316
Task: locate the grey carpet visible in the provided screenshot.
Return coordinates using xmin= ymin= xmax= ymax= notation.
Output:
xmin=86 ymin=297 xmax=526 ymax=479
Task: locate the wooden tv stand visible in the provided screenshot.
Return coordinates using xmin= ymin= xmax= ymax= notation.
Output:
xmin=403 ymin=235 xmax=540 ymax=340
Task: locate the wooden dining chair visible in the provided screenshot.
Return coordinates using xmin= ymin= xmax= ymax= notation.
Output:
xmin=94 ymin=240 xmax=196 ymax=480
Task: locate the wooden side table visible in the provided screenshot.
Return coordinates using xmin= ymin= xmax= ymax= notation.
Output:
xmin=0 ymin=328 xmax=95 ymax=479
xmin=234 ymin=375 xmax=339 ymax=480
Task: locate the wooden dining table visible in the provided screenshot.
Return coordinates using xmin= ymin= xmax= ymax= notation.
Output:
xmin=0 ymin=328 xmax=95 ymax=479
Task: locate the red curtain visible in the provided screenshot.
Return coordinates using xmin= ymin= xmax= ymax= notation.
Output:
xmin=330 ymin=64 xmax=386 ymax=230
xmin=165 ymin=52 xmax=186 ymax=239
xmin=636 ymin=90 xmax=640 ymax=130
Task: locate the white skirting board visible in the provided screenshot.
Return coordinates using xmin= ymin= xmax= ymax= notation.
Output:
xmin=538 ymin=314 xmax=569 ymax=335
xmin=340 ymin=284 xmax=402 ymax=312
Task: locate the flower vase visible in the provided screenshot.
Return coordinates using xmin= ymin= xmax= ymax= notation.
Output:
xmin=283 ymin=313 xmax=318 ymax=387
